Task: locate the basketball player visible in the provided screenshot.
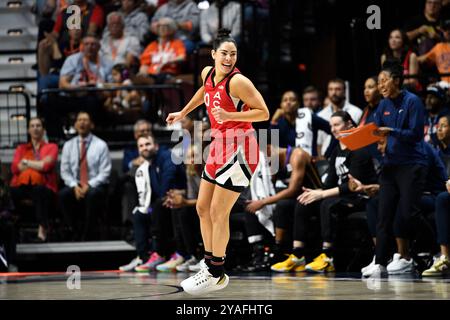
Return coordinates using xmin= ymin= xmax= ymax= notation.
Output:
xmin=166 ymin=29 xmax=270 ymax=295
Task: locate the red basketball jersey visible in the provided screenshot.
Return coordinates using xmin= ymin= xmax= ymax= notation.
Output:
xmin=203 ymin=67 xmax=254 ymax=138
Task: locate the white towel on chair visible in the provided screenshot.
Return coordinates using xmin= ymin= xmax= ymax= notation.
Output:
xmin=250 ymin=151 xmax=276 ymax=236
xmin=133 ymin=161 xmax=152 ymax=214
xmin=295 ymin=107 xmax=314 ymax=156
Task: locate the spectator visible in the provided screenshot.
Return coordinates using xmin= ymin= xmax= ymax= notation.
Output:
xmin=424 ymin=181 xmax=450 ymax=276
xmin=424 ymin=85 xmax=450 ymax=145
xmin=359 ymin=77 xmax=382 ymax=127
xmin=239 ymin=150 xmax=276 ymax=272
xmin=59 ymin=35 xmax=112 ymax=89
xmin=269 ymin=90 xmax=330 ymax=154
xmin=249 ymin=142 xmax=322 ymax=265
xmin=405 ymin=0 xmax=443 ymax=55
xmin=37 ymin=0 xmax=104 ymax=79
xmin=105 ymin=0 xmax=150 ymax=44
xmin=138 ymin=17 xmax=187 ymax=83
xmin=302 ymin=86 xmax=323 ymax=113
xmin=37 ymin=28 xmax=83 ymax=93
xmin=41 ymin=34 xmax=113 ymax=140
xmin=119 ymin=119 xmax=152 ymax=228
xmin=317 ymin=78 xmax=362 ymax=158
xmin=418 ymin=19 xmax=450 ymax=84
xmin=381 ymin=29 xmax=420 ymax=92
xmin=100 ymin=12 xmax=142 ymax=68
xmin=126 ymin=134 xmax=187 ymax=272
xmin=359 ymin=76 xmax=383 ymax=166
xmin=10 ymin=118 xmax=58 ymax=242
xmin=271 ymin=111 xmax=377 ymax=273
xmin=436 ymin=114 xmax=450 ymax=156
xmin=200 ymin=0 xmax=241 ymax=45
xmin=422 ymin=114 xmax=450 ymax=276
xmin=151 ymin=0 xmax=200 ymax=54
xmin=160 ymin=143 xmax=203 ymax=272
xmin=59 ymin=112 xmax=112 ymax=241
xmin=104 ymin=63 xmax=143 ymax=120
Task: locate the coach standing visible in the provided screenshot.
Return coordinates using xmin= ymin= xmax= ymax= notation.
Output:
xmin=363 ymin=59 xmax=428 ymax=277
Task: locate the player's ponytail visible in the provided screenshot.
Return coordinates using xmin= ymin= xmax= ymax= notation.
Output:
xmin=213 ymin=28 xmax=237 ymax=50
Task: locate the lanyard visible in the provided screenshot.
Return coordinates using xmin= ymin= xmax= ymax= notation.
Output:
xmin=109 ymin=37 xmax=124 ymax=61
xmin=82 ymin=55 xmax=100 ymax=82
xmin=32 ymin=143 xmax=42 ymax=161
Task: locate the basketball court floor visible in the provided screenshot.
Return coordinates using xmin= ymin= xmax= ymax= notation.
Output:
xmin=1 ymin=270 xmax=449 ymax=300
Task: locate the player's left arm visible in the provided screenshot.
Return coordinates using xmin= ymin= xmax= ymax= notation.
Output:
xmin=226 ymin=74 xmax=270 ymax=122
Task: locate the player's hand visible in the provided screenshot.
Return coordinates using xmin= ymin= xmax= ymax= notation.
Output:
xmin=297 ymin=187 xmax=323 ymax=205
xmin=245 ymin=200 xmax=265 ymax=214
xmin=348 ymin=174 xmax=364 ymax=193
xmin=374 ymin=127 xmax=392 ymax=137
xmin=211 ymin=107 xmax=230 ymax=123
xmin=270 ymin=108 xmax=284 ymax=125
xmin=166 ymin=111 xmax=184 ymax=125
xmin=364 ymin=184 xmax=380 ymax=197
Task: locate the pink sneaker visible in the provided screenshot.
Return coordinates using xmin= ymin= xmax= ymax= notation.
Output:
xmin=156 ymin=252 xmax=185 ymax=272
xmin=135 ymin=252 xmax=165 ymax=272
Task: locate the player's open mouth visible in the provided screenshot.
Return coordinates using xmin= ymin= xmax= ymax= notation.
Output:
xmin=222 ymin=64 xmax=232 ymax=68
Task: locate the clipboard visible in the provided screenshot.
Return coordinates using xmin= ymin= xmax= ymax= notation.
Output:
xmin=338 ymin=123 xmax=382 ymax=151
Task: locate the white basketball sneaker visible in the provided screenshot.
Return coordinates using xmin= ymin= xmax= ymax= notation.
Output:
xmin=181 ymin=268 xmax=229 ymax=296
xmin=386 ymin=253 xmax=416 ymax=274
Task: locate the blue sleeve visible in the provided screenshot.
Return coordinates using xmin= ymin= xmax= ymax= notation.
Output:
xmin=159 ymin=151 xmax=177 ymax=196
xmin=390 ymin=97 xmax=424 ymax=142
xmin=122 ymin=148 xmax=137 ymax=173
xmin=430 ymin=145 xmax=448 ymax=182
xmin=373 ymin=101 xmax=384 ymax=127
xmin=312 ymin=113 xmax=331 ymax=134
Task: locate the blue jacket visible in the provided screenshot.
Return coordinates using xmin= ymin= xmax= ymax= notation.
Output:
xmin=423 ymin=142 xmax=447 ymax=194
xmin=374 ymin=90 xmax=427 ymax=166
xmin=149 ymin=147 xmax=187 ymax=199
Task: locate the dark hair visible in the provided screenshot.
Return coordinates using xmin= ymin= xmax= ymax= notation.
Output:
xmin=137 ymin=132 xmax=157 ymax=144
xmin=281 ymin=90 xmax=300 ymax=102
xmin=28 ymin=116 xmax=45 ymax=129
xmin=331 ymin=110 xmax=357 ymax=127
xmin=76 ymin=111 xmax=93 ymax=122
xmin=213 ymin=28 xmax=237 ymax=50
xmin=438 ymin=114 xmax=450 ymax=126
xmin=381 ymin=58 xmax=404 ymax=87
xmin=328 ymin=78 xmax=346 ymax=90
xmin=366 ymin=75 xmax=378 ymax=84
xmin=112 ymin=63 xmax=129 ymax=81
xmin=302 ymin=85 xmax=320 ymax=97
xmin=384 ymin=28 xmax=411 ymax=63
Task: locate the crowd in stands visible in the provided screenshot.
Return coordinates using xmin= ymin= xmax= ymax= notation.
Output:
xmin=34 ymin=0 xmax=255 ymax=141
xmin=2 ymin=0 xmax=450 ymax=278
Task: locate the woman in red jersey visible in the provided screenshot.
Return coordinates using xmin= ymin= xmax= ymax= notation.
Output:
xmin=166 ymin=29 xmax=269 ymax=295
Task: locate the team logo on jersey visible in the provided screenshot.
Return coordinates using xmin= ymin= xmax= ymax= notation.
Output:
xmin=219 ymin=85 xmax=224 ymax=90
